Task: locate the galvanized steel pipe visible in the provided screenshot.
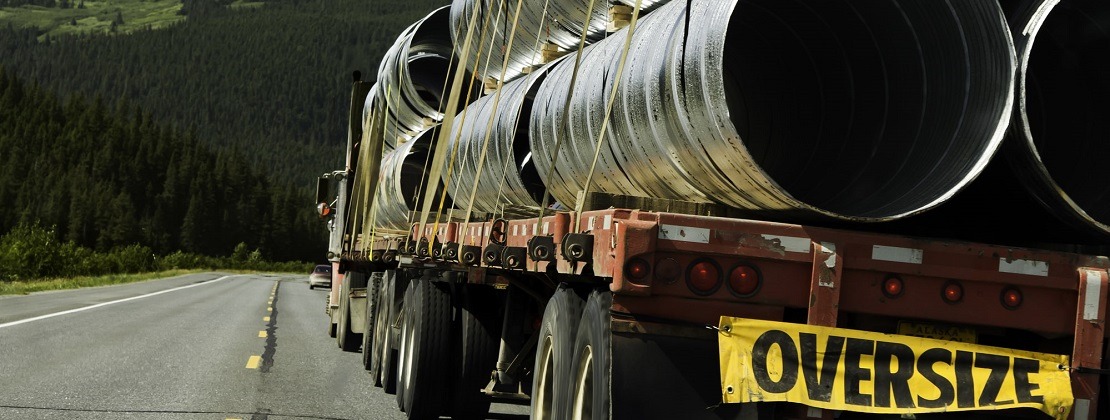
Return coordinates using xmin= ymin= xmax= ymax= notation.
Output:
xmin=372 ymin=127 xmax=451 ymax=231
xmin=370 ymin=6 xmax=459 ymax=148
xmin=1004 ymin=0 xmax=1110 ymax=237
xmin=442 ymin=62 xmax=560 ymax=213
xmin=530 ymin=0 xmax=1016 ymax=222
xmin=449 ymin=0 xmax=671 ymax=82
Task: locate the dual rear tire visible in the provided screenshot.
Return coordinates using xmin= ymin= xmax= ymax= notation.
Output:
xmin=337 ymin=271 xmax=365 ymax=352
xmin=532 ymin=286 xmax=612 ymax=420
xmin=392 ymin=274 xmax=501 ymax=420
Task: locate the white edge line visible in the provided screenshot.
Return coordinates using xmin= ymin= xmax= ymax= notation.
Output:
xmin=0 ymin=275 xmax=238 ymax=330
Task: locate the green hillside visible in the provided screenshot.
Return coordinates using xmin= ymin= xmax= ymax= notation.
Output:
xmin=0 ymin=67 xmax=323 ymax=261
xmin=0 ymin=0 xmax=444 ymax=189
xmin=0 ymin=0 xmax=445 ymax=263
xmin=0 ymin=0 xmax=185 ymax=38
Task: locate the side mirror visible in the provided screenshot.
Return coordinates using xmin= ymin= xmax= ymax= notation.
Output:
xmin=315 ymin=176 xmax=329 ymax=205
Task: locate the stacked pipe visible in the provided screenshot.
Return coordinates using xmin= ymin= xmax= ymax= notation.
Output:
xmin=368 ymin=6 xmax=461 ymax=149
xmin=881 ymin=0 xmax=1110 ymax=247
xmin=372 ymin=127 xmax=452 ymax=231
xmin=448 ymin=0 xmax=671 ymax=83
xmin=1004 ymin=0 xmax=1110 ymax=239
xmin=525 ymin=0 xmax=1015 ymax=222
xmin=371 ymin=0 xmax=1110 ymax=247
xmin=440 ymin=61 xmax=559 ymax=214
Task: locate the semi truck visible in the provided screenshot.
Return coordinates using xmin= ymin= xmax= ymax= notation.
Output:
xmin=316 ymin=0 xmax=1110 ymax=419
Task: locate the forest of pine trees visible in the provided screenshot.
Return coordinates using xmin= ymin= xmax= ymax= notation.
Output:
xmin=0 ymin=66 xmax=322 ymax=262
xmin=0 ymin=0 xmax=445 ymax=187
xmin=0 ymin=0 xmax=446 ymax=269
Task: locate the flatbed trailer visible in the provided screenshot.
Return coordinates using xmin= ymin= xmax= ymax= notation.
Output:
xmin=315 ymin=1 xmax=1110 ymax=418
xmin=337 ymin=206 xmax=1109 ymax=420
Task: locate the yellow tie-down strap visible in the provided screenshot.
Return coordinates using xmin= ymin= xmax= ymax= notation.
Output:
xmin=717 ymin=317 xmax=1073 ymax=419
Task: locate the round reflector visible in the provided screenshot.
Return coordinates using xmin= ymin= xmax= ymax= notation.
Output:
xmin=687 ymin=260 xmax=721 ymax=295
xmin=882 ymin=276 xmax=904 ymax=298
xmin=655 ymin=258 xmax=680 ymax=284
xmin=1001 ymin=287 xmax=1023 ymax=309
xmin=625 ymin=258 xmax=651 ymax=282
xmin=942 ymin=282 xmax=963 ymax=303
xmin=728 ymin=265 xmax=761 ymax=297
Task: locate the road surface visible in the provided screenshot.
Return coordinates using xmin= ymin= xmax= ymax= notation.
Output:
xmin=0 ymin=272 xmax=530 ymax=420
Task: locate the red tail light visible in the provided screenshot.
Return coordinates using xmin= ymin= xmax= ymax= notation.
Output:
xmin=727 ymin=264 xmax=761 ymax=297
xmin=625 ymin=258 xmax=651 ymax=282
xmin=686 ymin=260 xmax=722 ymax=295
xmin=942 ymin=282 xmax=963 ymax=304
xmin=1001 ymin=287 xmax=1023 ymax=310
xmin=882 ymin=276 xmax=904 ymax=298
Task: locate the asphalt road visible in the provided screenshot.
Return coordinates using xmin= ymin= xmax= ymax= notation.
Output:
xmin=0 ymin=272 xmax=530 ymax=420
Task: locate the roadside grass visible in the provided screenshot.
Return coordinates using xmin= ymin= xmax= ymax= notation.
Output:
xmin=0 ymin=269 xmax=203 ymax=295
xmin=0 ymin=267 xmax=313 ymax=295
xmin=0 ymin=0 xmax=184 ymax=39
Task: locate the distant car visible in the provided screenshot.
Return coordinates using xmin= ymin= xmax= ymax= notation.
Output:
xmin=309 ymin=265 xmax=331 ymax=289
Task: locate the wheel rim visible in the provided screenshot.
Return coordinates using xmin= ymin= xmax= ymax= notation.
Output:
xmin=397 ymin=309 xmax=408 ymax=388
xmin=402 ymin=308 xmax=415 ymax=392
xmin=571 ymin=345 xmax=593 ymax=420
xmin=532 ymin=335 xmax=555 ymax=420
xmin=380 ymin=312 xmax=392 ymax=383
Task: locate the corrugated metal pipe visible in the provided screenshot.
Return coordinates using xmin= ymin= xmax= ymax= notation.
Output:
xmin=449 ymin=0 xmax=671 ymax=83
xmin=529 ymin=0 xmax=1016 ymax=222
xmin=441 ymin=60 xmax=562 ymax=213
xmin=372 ymin=126 xmax=452 ymax=231
xmin=368 ymin=6 xmax=462 ymax=149
xmin=1003 ymin=0 xmax=1110 ymax=238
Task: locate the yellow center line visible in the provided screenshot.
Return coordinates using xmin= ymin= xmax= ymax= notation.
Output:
xmin=267 ymin=307 xmax=273 ymax=312
xmin=259 ymin=330 xmax=267 ymax=338
xmin=263 ymin=316 xmax=270 ymax=322
xmin=245 ymin=355 xmax=262 ymax=369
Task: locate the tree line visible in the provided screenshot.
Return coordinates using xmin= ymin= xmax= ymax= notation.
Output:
xmin=0 ymin=66 xmax=322 ymax=262
xmin=0 ymin=0 xmax=446 ymax=188
xmin=0 ymin=0 xmax=448 ymax=266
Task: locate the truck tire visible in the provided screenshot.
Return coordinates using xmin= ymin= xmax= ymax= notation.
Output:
xmin=338 ymin=272 xmax=365 ymax=352
xmin=380 ymin=272 xmax=400 ymax=394
xmin=370 ymin=273 xmax=389 ymax=384
xmin=329 ymin=321 xmax=337 ymax=338
xmin=569 ymin=289 xmax=612 ymax=420
xmin=397 ymin=279 xmax=418 ymax=410
xmin=362 ymin=273 xmax=382 ymax=370
xmin=531 ymin=284 xmax=585 ymax=420
xmin=402 ymin=280 xmax=454 ymax=419
xmin=451 ymin=284 xmax=502 ymax=420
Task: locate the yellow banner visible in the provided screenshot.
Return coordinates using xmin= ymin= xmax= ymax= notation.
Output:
xmin=718 ymin=318 xmax=1073 ymax=419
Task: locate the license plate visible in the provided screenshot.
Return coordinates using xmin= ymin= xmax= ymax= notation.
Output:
xmin=897 ymin=321 xmax=976 ymax=343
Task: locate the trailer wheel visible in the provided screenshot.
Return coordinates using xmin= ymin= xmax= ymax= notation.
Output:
xmin=380 ymin=272 xmax=400 ymax=394
xmin=370 ymin=272 xmax=390 ymax=385
xmin=531 ymin=284 xmax=585 ymax=420
xmin=361 ymin=273 xmax=382 ymax=370
xmin=569 ymin=289 xmax=612 ymax=420
xmin=451 ymin=284 xmax=502 ymax=419
xmin=337 ymin=271 xmax=363 ymax=352
xmin=396 ymin=279 xmax=418 ymax=409
xmin=402 ymin=280 xmax=454 ymax=419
